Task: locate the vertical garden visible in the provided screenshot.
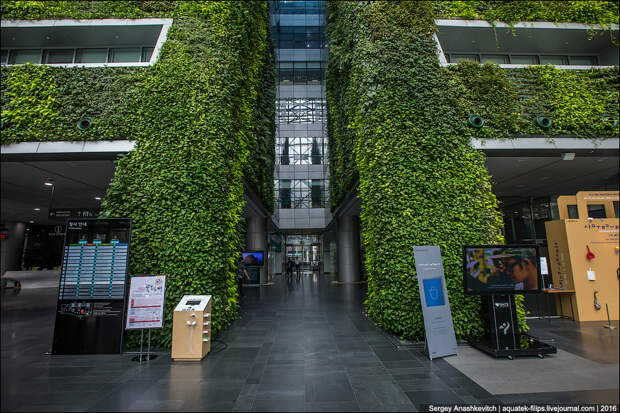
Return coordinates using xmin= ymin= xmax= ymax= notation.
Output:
xmin=326 ymin=0 xmax=618 ymax=340
xmin=0 ymin=1 xmax=275 ymax=348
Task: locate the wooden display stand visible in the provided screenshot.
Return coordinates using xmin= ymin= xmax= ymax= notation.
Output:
xmin=171 ymin=295 xmax=212 ymax=361
xmin=545 ymin=191 xmax=619 ymax=322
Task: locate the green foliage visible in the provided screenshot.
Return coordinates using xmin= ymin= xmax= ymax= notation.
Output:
xmin=512 ymin=66 xmax=619 ymax=137
xmin=445 ymin=62 xmax=619 ymax=139
xmin=446 ymin=61 xmax=521 ymax=139
xmin=1 ymin=63 xmax=59 ymax=132
xmin=327 ymin=1 xmax=504 ymax=340
xmin=101 ymin=5 xmax=272 ymax=349
xmin=1 ymin=65 xmax=141 ymax=142
xmin=514 ymin=294 xmax=530 ymax=333
xmin=434 ymin=1 xmax=619 ymax=27
xmin=1 ymin=1 xmax=177 ymax=19
xmin=1 ymin=1 xmax=274 ymax=348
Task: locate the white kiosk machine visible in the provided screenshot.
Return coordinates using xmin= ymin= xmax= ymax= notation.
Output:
xmin=171 ymin=295 xmax=212 ymax=361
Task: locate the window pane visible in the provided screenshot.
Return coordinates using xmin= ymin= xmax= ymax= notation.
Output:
xmin=567 ymin=205 xmax=579 ymax=219
xmin=480 ymin=54 xmax=508 ymax=64
xmin=76 ymin=48 xmax=108 ymax=63
xmin=8 ymin=49 xmax=40 ymax=64
xmin=540 ymin=55 xmax=567 ymax=65
xmin=587 ymin=204 xmax=606 ymax=218
xmin=109 ymin=47 xmax=141 ymax=63
xmin=510 ymin=55 xmax=538 ymax=64
xmin=1 ymin=49 xmax=8 ymax=64
xmin=569 ymin=56 xmax=597 ymax=65
xmin=43 ymin=49 xmax=74 ymax=64
xmin=141 ymin=47 xmax=154 ymax=62
xmin=450 ymin=54 xmax=478 ymax=63
xmin=279 ymin=69 xmax=294 ymax=82
xmin=307 ymin=69 xmax=322 ymax=81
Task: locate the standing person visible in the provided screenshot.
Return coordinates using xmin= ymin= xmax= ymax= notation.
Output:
xmin=286 ymin=257 xmax=294 ymax=281
xmin=295 ymin=257 xmax=301 ymax=280
xmin=237 ymin=257 xmax=250 ymax=297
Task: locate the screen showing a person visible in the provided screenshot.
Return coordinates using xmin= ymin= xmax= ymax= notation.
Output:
xmin=464 ymin=246 xmax=540 ymax=294
xmin=242 ymin=252 xmax=264 ymax=266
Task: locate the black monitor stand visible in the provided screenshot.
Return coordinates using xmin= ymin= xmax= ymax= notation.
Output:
xmin=469 ymin=294 xmax=557 ymax=359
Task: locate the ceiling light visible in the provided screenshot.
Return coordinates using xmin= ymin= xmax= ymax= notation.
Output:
xmin=561 ymin=152 xmax=575 ymax=161
xmin=44 ymin=182 xmax=54 ymax=186
xmin=34 ymin=208 xmax=40 ymax=211
xmin=29 ymin=220 xmax=35 ymax=224
xmin=94 ymin=197 xmax=102 ymax=200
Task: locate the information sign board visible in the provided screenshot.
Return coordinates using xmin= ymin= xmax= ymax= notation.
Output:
xmin=52 ymin=218 xmax=131 ymax=354
xmin=126 ymin=275 xmax=167 ymax=330
xmin=413 ymin=245 xmax=458 ymax=360
xmin=49 ymin=208 xmax=100 ymax=220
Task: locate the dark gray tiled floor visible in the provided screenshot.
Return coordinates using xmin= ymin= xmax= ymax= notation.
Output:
xmin=2 ymin=275 xmax=619 ymax=412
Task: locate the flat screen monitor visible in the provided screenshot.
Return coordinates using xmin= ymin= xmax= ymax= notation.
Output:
xmin=463 ymin=245 xmax=541 ymax=295
xmin=242 ymin=251 xmax=264 ymax=266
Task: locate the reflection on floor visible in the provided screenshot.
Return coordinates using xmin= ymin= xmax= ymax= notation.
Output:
xmin=2 ymin=273 xmax=619 ymax=412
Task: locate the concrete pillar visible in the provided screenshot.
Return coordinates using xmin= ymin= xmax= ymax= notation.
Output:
xmin=1 ymin=222 xmax=26 ymax=276
xmin=337 ymin=216 xmax=361 ymax=283
xmin=246 ymin=217 xmax=267 ymax=284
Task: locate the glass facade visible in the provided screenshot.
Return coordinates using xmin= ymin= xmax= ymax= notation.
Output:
xmin=270 ymin=0 xmax=331 ymax=229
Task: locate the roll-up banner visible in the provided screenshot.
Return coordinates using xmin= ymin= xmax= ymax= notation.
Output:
xmin=413 ymin=245 xmax=458 ymax=360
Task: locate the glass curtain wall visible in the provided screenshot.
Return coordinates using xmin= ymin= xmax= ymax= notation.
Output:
xmin=270 ymin=0 xmax=330 ymax=230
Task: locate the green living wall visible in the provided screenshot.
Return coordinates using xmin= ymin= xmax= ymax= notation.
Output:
xmin=327 ymin=1 xmax=504 ymax=340
xmin=326 ymin=1 xmax=619 ymax=340
xmin=0 ymin=1 xmax=275 ymax=348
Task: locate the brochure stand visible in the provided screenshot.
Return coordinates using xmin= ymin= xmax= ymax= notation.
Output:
xmin=469 ymin=295 xmax=557 ymax=359
xmin=125 ymin=274 xmax=167 ymax=362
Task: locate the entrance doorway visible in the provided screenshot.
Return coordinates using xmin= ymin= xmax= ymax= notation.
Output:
xmin=285 ymin=234 xmax=320 ymax=273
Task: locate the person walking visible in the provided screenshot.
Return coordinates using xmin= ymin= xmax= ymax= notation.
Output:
xmin=286 ymin=257 xmax=294 ymax=281
xmin=237 ymin=257 xmax=250 ymax=297
xmin=295 ymin=257 xmax=301 ymax=280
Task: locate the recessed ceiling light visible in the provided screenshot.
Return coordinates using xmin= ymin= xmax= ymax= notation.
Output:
xmin=44 ymin=182 xmax=54 ymax=186
xmin=94 ymin=197 xmax=102 ymax=200
xmin=34 ymin=208 xmax=40 ymax=211
xmin=29 ymin=220 xmax=35 ymax=224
